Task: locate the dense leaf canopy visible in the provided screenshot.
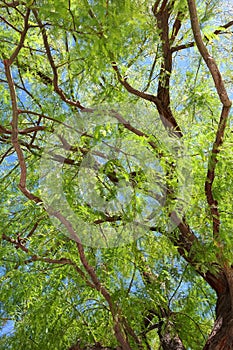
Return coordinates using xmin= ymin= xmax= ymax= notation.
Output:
xmin=0 ymin=1 xmax=233 ymax=349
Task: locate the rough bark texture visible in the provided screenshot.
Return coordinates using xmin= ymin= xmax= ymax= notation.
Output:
xmin=158 ymin=321 xmax=186 ymax=350
xmin=69 ymin=343 xmax=122 ymax=350
xmin=204 ymin=281 xmax=233 ymax=350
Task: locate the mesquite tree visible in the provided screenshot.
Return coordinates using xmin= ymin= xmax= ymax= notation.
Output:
xmin=0 ymin=0 xmax=233 ymax=349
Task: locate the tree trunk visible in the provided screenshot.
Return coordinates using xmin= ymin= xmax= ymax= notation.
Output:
xmin=204 ymin=289 xmax=233 ymax=349
xmin=69 ymin=343 xmax=122 ymax=350
xmin=157 ymin=320 xmax=186 ymax=350
xmin=160 ymin=332 xmax=186 ymax=350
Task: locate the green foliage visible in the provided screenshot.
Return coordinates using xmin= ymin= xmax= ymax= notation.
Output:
xmin=0 ymin=0 xmax=233 ymax=349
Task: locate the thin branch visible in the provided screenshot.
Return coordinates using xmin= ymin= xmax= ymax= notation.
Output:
xmin=1 ymin=1 xmax=20 ymax=7
xmin=171 ymin=20 xmax=233 ymax=53
xmin=0 ymin=147 xmax=14 ymax=164
xmin=110 ymin=110 xmax=158 ymax=150
xmin=32 ymin=9 xmax=85 ymax=110
xmin=214 ymin=20 xmax=233 ymax=34
xmin=171 ymin=41 xmax=194 ymax=53
xmin=126 ymin=263 xmax=136 ymax=295
xmin=26 ymin=219 xmax=41 ymax=238
xmin=0 ymin=14 xmax=21 ymax=33
xmin=143 ymin=52 xmax=158 ymax=92
xmin=2 ymin=233 xmax=29 ymax=253
xmin=0 ymin=124 xmax=45 ymax=135
xmin=19 ymin=125 xmax=45 ymax=134
xmin=49 ymin=209 xmax=133 ymax=350
xmin=204 ymin=107 xmax=229 ymax=236
xmin=1 ymin=233 xmax=95 ymax=288
xmin=9 ymin=8 xmax=31 ymax=65
xmin=112 ymin=62 xmax=160 ymax=105
xmin=170 ymin=12 xmax=185 ymax=44
xmin=18 ymin=109 xmax=74 ymax=128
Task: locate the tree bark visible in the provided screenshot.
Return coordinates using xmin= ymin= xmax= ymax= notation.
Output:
xmin=158 ymin=322 xmax=186 ymax=350
xmin=69 ymin=343 xmax=122 ymax=350
xmin=203 ymin=271 xmax=233 ymax=350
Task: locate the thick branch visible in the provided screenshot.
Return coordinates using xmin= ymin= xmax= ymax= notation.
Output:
xmin=4 ymin=60 xmax=42 ymax=203
xmin=187 ymin=0 xmax=231 ymax=108
xmin=187 ymin=0 xmax=232 ymax=238
xmin=169 ymin=212 xmax=224 ymax=293
xmin=112 ymin=62 xmax=182 ymax=137
xmin=152 ymin=2 xmax=183 ymax=137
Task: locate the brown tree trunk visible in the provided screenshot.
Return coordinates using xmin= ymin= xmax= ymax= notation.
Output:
xmin=204 ymin=287 xmax=233 ymax=349
xmin=69 ymin=343 xmax=122 ymax=350
xmin=159 ymin=329 xmax=186 ymax=350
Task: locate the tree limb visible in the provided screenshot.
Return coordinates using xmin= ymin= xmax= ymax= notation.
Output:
xmin=187 ymin=0 xmax=232 ymax=239
xmin=171 ymin=20 xmax=233 ymax=53
xmin=4 ymin=60 xmax=42 ymax=203
xmin=8 ymin=8 xmax=30 ymax=65
xmin=32 ymin=9 xmax=86 ymax=110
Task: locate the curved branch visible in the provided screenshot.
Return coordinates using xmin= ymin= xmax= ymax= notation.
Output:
xmin=187 ymin=0 xmax=232 ymax=238
xmin=49 ymin=209 xmax=133 ymax=350
xmin=32 ymin=9 xmax=85 ymax=110
xmin=112 ymin=62 xmax=160 ymax=105
xmin=4 ymin=60 xmax=42 ymax=203
xmin=187 ymin=0 xmax=231 ymax=107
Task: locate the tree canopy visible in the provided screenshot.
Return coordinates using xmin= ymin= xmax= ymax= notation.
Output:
xmin=0 ymin=0 xmax=233 ymax=349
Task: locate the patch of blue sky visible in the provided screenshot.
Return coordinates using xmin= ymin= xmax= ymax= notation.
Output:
xmin=0 ymin=153 xmax=18 ymax=177
xmin=0 ymin=319 xmax=15 ymax=338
